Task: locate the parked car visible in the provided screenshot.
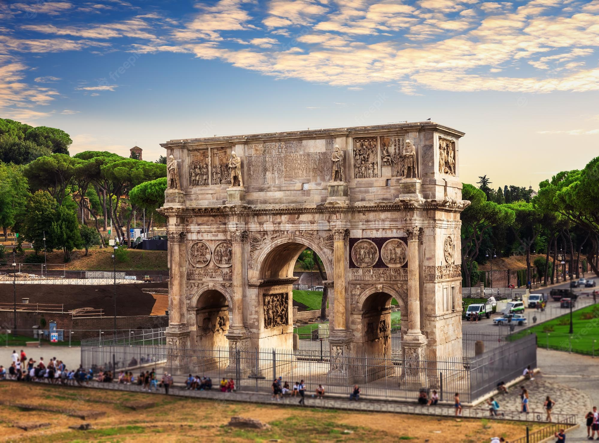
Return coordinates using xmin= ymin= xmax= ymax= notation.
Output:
xmin=493 ymin=314 xmax=527 ymax=326
xmin=502 ymin=301 xmax=525 ymax=315
xmin=465 ymin=303 xmax=491 ymax=321
xmin=570 ymin=280 xmax=580 ymax=288
xmin=313 ymin=286 xmax=324 ymax=292
xmin=585 ymin=280 xmax=597 ymax=287
xmin=528 ymin=294 xmax=543 ymax=308
xmin=560 ymin=298 xmax=576 ymax=308
xmin=550 ymin=289 xmax=577 ymax=301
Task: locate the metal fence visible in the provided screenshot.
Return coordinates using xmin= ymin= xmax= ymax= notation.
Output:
xmin=0 ymin=266 xmax=168 ymax=284
xmin=510 ymin=423 xmax=572 ymax=443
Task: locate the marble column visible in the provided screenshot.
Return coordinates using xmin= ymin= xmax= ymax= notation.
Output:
xmin=329 ymin=228 xmax=350 ymax=380
xmin=403 ymin=227 xmax=427 ymax=386
xmin=166 ymin=227 xmax=190 ymax=371
xmin=226 ymin=229 xmax=250 ymax=374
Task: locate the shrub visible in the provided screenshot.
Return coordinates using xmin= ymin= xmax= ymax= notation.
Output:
xmin=0 ymin=244 xmax=4 ymax=259
xmin=557 ymin=317 xmax=570 ymax=326
xmin=114 ymin=246 xmax=130 ymax=263
xmin=542 ymin=325 xmax=554 ymax=333
xmin=24 ymin=254 xmax=45 ymax=264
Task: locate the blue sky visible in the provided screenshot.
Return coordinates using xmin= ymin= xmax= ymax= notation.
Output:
xmin=2 ymin=0 xmax=599 ymax=187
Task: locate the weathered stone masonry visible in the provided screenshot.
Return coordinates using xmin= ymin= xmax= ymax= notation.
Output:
xmin=159 ymin=122 xmax=468 ymax=371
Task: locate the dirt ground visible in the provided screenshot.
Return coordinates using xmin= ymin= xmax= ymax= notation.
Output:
xmin=0 ymin=382 xmax=539 ymax=442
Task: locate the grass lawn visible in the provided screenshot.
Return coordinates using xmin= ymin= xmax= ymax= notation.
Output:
xmin=292 ymin=290 xmax=325 ymax=311
xmin=0 ymin=382 xmax=544 ymax=442
xmin=510 ymin=304 xmax=599 ymax=355
xmin=293 ymin=322 xmax=326 ymax=335
xmin=0 ymin=333 xmax=80 ymax=347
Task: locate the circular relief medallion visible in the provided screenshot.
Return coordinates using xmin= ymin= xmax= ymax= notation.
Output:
xmin=351 ymin=239 xmax=379 ymax=268
xmin=213 ymin=241 xmax=232 ymax=268
xmin=444 ymin=236 xmax=455 ymax=264
xmin=381 ymin=239 xmax=408 ymax=268
xmin=189 ymin=241 xmax=212 ymax=268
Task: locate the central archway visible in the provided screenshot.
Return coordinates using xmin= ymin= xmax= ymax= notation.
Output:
xmin=195 ymin=290 xmax=230 ymax=350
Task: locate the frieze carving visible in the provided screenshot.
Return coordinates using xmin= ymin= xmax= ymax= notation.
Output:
xmin=351 ymin=239 xmax=379 ymax=268
xmin=353 ymin=137 xmax=378 ymax=179
xmin=423 ymin=264 xmax=461 ymax=281
xmin=444 ymin=236 xmax=455 ymax=264
xmin=245 ymin=140 xmax=333 ymax=185
xmin=186 ymin=281 xmax=232 ymax=297
xmin=189 ymin=241 xmax=211 ymax=268
xmin=187 ymin=267 xmax=232 ymax=281
xmin=199 ymin=315 xmax=228 ymax=336
xmin=213 ymin=241 xmax=232 ymax=267
xmin=211 ymin=147 xmax=231 ymax=185
xmin=189 ymin=150 xmax=209 ymax=186
xmin=330 ymin=343 xmax=349 ymax=373
xmin=381 ymin=137 xmax=404 ymax=177
xmin=350 ymin=268 xmax=408 ymax=281
xmin=263 ymin=293 xmax=289 ymax=329
xmin=381 ymin=239 xmax=408 ymax=268
xmin=403 ymin=346 xmax=424 ymax=377
xmin=439 ymin=138 xmax=456 ymax=176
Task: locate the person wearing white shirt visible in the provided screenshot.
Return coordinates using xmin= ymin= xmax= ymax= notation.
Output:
xmin=12 ymin=351 xmax=18 ymax=363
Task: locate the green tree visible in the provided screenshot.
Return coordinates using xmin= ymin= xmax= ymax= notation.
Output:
xmin=20 ymin=191 xmax=58 ymax=254
xmin=51 ymin=202 xmax=82 ymax=262
xmin=477 ymin=175 xmax=492 ymax=199
xmin=495 ymin=187 xmax=505 ymax=204
xmin=23 ymin=154 xmax=76 ymax=205
xmin=0 ymin=163 xmax=29 ymax=240
xmin=461 ymin=184 xmax=515 ymax=286
xmin=155 ymin=155 xmax=167 ymax=165
xmin=0 ymin=137 xmax=52 ymax=164
xmin=79 ymin=225 xmax=100 ymax=256
xmin=24 ymin=126 xmax=72 ymax=155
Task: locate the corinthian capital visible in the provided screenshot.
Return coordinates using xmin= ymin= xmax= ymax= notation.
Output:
xmin=231 ymin=230 xmax=248 ymax=243
xmin=168 ymin=230 xmax=186 ymax=243
xmin=333 ymin=229 xmax=349 ymax=242
xmin=406 ymin=227 xmax=421 ymax=241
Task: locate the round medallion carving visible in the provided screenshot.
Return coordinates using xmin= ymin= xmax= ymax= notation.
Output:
xmin=351 ymin=239 xmax=379 ymax=268
xmin=381 ymin=239 xmax=408 ymax=268
xmin=189 ymin=241 xmax=211 ymax=268
xmin=444 ymin=236 xmax=455 ymax=264
xmin=213 ymin=241 xmax=232 ymax=268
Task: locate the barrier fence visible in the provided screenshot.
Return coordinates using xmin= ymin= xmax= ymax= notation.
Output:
xmin=81 ymin=331 xmax=537 ymax=404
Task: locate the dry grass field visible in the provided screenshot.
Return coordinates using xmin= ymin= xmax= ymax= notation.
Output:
xmin=0 ymin=382 xmax=540 ymax=442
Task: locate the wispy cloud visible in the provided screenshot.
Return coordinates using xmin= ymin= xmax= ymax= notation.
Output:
xmin=11 ymin=2 xmax=73 ymax=16
xmin=34 ymin=76 xmax=61 ymax=83
xmin=60 ymin=109 xmax=80 ymax=115
xmin=77 ymin=85 xmax=118 ymax=91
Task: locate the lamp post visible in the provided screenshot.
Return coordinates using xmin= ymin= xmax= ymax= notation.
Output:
xmin=486 ymin=249 xmax=496 ymax=288
xmin=12 ymin=253 xmax=17 ymax=337
xmin=569 ymin=294 xmax=574 ymax=335
xmin=112 ymin=246 xmax=118 ymax=374
xmin=43 ymin=232 xmax=47 ymax=278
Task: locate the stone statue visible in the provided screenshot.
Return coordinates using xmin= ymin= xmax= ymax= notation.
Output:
xmin=228 ymin=152 xmax=243 ymax=187
xmin=331 ymin=145 xmax=344 ymax=182
xmin=402 ymin=140 xmax=418 ymax=179
xmin=167 ymin=154 xmax=180 ymax=190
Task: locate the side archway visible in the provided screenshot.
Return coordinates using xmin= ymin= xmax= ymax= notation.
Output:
xmin=188 ymin=284 xmax=233 ymax=350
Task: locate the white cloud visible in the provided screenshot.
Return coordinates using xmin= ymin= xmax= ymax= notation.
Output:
xmin=22 ymin=17 xmax=160 ymax=40
xmin=60 ymin=109 xmax=80 ymax=115
xmin=250 ymin=38 xmax=279 ymax=48
xmin=11 ymin=2 xmax=73 ymax=15
xmin=34 ymin=76 xmax=61 ymax=83
xmin=77 ymin=85 xmax=118 ymax=91
xmin=263 ymin=0 xmax=328 ymax=28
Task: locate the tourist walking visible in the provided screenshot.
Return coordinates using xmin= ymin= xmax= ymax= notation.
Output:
xmin=298 ymin=380 xmax=306 ymax=405
xmin=585 ymin=411 xmax=594 ymax=439
xmin=272 ymin=379 xmax=281 ymax=401
xmin=454 ymin=393 xmax=462 ymax=416
xmin=591 ymin=406 xmax=599 ymax=440
xmin=161 ymin=373 xmax=172 ymax=395
xmin=521 ymin=388 xmax=529 ymax=413
xmin=544 ymin=396 xmax=555 ymax=422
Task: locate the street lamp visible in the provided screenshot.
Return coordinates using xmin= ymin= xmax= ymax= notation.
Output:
xmin=486 ymin=249 xmax=496 ymax=288
xmin=43 ymin=232 xmax=47 ymax=278
xmin=12 ymin=253 xmax=17 ymax=337
xmin=559 ymin=248 xmax=566 ymax=282
xmin=569 ymin=294 xmax=574 ymax=335
xmin=112 ymin=246 xmax=118 ymax=374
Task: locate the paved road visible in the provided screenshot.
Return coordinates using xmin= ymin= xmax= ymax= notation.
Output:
xmin=463 ymin=277 xmax=598 ymax=336
xmin=0 ymin=346 xmax=81 ymax=370
xmin=538 ymin=349 xmax=599 ymax=442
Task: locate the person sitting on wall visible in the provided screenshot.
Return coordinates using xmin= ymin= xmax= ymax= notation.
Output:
xmin=220 ymin=377 xmax=227 ymax=392
xmin=226 ymin=378 xmax=235 ymax=392
xmin=418 ymin=389 xmax=429 ymax=405
xmin=349 ymin=385 xmax=361 ymax=401
xmin=316 ymin=384 xmax=325 ymax=399
xmin=203 ymin=377 xmax=213 ymax=390
xmin=282 ymin=382 xmax=291 ymax=396
xmin=0 ymin=365 xmax=6 ymax=380
xmin=497 ymin=381 xmax=508 ymax=394
xmin=428 ymin=390 xmax=439 ymax=406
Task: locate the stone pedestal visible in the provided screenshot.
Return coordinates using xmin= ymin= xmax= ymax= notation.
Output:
xmin=166 ymin=327 xmax=190 ymax=373
xmin=395 ymin=178 xmax=422 ymax=201
xmin=328 ymin=331 xmax=352 ymax=384
xmin=401 ymin=333 xmax=428 ymax=388
xmin=227 ymin=187 xmax=246 ymax=204
xmin=327 ymin=182 xmax=349 ymax=203
xmin=225 ymin=328 xmax=252 ymax=376
xmin=165 ymin=189 xmax=185 ymax=206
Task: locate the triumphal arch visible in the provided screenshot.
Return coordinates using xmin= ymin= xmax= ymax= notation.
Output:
xmin=160 ymin=122 xmax=468 ymax=373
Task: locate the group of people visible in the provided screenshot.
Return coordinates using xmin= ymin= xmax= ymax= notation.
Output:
xmin=586 ymin=406 xmax=599 ymax=440
xmin=3 ymin=349 xmax=94 ymax=385
xmin=185 ymin=374 xmax=213 ymax=391
xmin=270 ymin=377 xmax=317 ymax=404
xmin=417 ymin=389 xmax=439 ymax=406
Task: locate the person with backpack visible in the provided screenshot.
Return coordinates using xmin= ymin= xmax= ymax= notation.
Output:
xmin=487 ymin=397 xmax=501 ymax=417
xmin=544 ymin=396 xmax=555 ymax=422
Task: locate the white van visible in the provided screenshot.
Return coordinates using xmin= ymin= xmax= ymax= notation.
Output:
xmin=503 ymin=301 xmax=525 ymax=315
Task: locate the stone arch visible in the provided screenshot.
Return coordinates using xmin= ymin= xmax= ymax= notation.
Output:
xmin=189 ymin=285 xmax=233 ymax=350
xmin=356 ymin=284 xmax=407 ymax=313
xmin=188 ymin=283 xmax=234 ymax=309
xmin=256 ymin=234 xmax=334 ymax=281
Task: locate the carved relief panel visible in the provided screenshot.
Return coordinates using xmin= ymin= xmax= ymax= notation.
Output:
xmin=263 ymin=293 xmax=289 ymax=329
xmin=444 ymin=236 xmax=455 ymax=264
xmin=189 ymin=241 xmax=211 ymax=268
xmin=353 ymin=137 xmax=378 ymax=179
xmin=351 ymin=239 xmax=379 ymax=268
xmin=189 ymin=150 xmax=210 ymax=187
xmin=213 ymin=241 xmax=232 ymax=268
xmin=380 ymin=136 xmax=404 ymax=177
xmin=439 ymin=138 xmax=456 ymax=176
xmin=211 ymin=147 xmax=232 ymax=185
xmin=381 ymin=239 xmax=408 ymax=268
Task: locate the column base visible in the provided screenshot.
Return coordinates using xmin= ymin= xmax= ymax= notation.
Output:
xmin=166 ymin=327 xmax=190 ymax=374
xmin=164 ymin=189 xmax=185 ymax=206
xmin=401 ymin=333 xmax=428 ymax=389
xmin=227 ymin=187 xmax=246 ymax=204
xmin=327 ymin=182 xmax=349 ymax=203
xmin=394 ymin=178 xmax=422 ymax=202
